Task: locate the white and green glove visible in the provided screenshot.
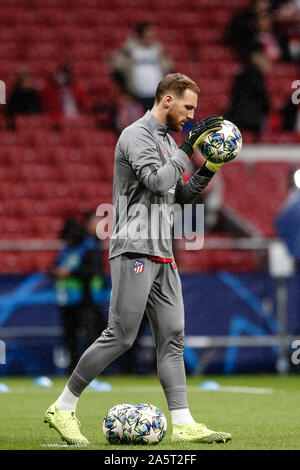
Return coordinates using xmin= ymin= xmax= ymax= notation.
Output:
xmin=205 ymin=160 xmax=225 ymax=173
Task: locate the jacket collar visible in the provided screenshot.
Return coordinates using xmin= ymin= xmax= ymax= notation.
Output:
xmin=144 ymin=111 xmax=169 ymax=136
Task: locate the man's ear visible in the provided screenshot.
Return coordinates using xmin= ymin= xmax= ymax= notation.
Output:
xmin=163 ymin=94 xmax=173 ymax=109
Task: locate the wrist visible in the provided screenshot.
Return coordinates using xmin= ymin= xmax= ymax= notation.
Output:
xmin=197 ymin=163 xmax=215 ymax=177
xmin=205 ymin=160 xmax=224 ymax=173
xmin=179 ymin=140 xmax=193 ymax=159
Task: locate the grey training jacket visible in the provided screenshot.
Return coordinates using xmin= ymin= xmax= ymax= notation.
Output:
xmin=109 ymin=111 xmax=213 ymax=260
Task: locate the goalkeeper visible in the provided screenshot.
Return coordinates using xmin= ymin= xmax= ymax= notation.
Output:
xmin=44 ymin=73 xmax=233 ymax=445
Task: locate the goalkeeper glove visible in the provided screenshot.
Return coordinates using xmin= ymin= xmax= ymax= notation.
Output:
xmin=180 ymin=115 xmax=223 ymax=158
xmin=205 ymin=161 xmax=225 ymax=173
xmin=205 ymin=148 xmax=239 ymax=172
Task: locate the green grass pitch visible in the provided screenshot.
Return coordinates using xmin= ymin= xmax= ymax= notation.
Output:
xmin=0 ymin=374 xmax=299 ymax=450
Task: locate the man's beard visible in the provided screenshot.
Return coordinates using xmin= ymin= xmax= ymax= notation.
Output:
xmin=166 ymin=110 xmax=182 ymax=132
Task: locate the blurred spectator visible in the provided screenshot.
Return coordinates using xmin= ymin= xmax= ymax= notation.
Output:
xmin=50 ymin=215 xmax=106 ymax=374
xmin=42 ymin=64 xmax=87 ymax=128
xmin=114 ymin=91 xmax=145 ymax=133
xmin=275 ymin=168 xmax=300 ymax=262
xmin=50 ymin=219 xmax=87 ymax=374
xmin=225 ymin=52 xmax=271 ymax=135
xmin=273 ymin=0 xmax=300 ymax=61
xmin=112 ymin=22 xmax=172 ymax=110
xmin=79 ymin=211 xmax=107 ymax=349
xmin=226 ymin=0 xmax=271 ymax=62
xmin=256 ymin=12 xmax=282 ymax=62
xmin=6 ymin=69 xmax=42 ymax=130
xmin=227 ymin=0 xmax=299 ymax=63
xmin=280 ymin=98 xmax=300 ymax=131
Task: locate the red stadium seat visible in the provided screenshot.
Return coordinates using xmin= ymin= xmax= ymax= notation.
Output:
xmin=198 ymin=45 xmax=235 ymax=62
xmin=57 ymin=163 xmax=102 ymax=181
xmin=25 ymin=181 xmax=71 ymax=199
xmin=25 ymin=42 xmax=63 ymax=61
xmin=19 ymin=164 xmax=59 ymax=182
xmin=30 ymin=216 xmax=63 ymax=238
xmin=0 ymin=217 xmax=31 ymax=239
xmin=0 ymin=252 xmax=32 ymax=273
xmin=52 ymin=146 xmax=85 ymax=165
xmin=176 ymin=248 xmax=258 ymax=273
xmin=0 ymin=181 xmax=23 ymax=199
xmin=71 ymin=42 xmax=100 ymax=61
xmin=36 ymin=251 xmax=57 ymax=271
xmin=0 ymin=199 xmax=24 ymax=216
xmin=0 ymin=27 xmax=15 ymax=41
xmin=11 ymin=250 xmax=57 ymax=272
xmin=1 ymin=132 xmax=19 ymax=147
xmin=16 ymin=115 xmax=52 ymax=130
xmin=46 ymin=198 xmax=79 ymax=217
xmin=0 ymin=166 xmax=21 ymax=181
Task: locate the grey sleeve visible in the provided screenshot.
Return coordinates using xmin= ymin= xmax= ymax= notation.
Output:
xmin=175 ymin=166 xmax=214 ymax=205
xmin=125 ymin=128 xmax=190 ymax=196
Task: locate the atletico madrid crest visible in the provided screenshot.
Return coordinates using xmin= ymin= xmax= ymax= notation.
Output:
xmin=133 ymin=260 xmax=145 ymax=274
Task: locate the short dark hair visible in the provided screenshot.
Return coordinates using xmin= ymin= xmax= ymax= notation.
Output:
xmin=60 ymin=219 xmax=86 ymax=244
xmin=155 ymin=73 xmax=200 ymax=103
xmin=135 ymin=21 xmax=152 ymax=37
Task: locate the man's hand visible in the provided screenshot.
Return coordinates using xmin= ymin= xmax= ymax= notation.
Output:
xmin=205 ymin=161 xmax=225 ymax=173
xmin=50 ymin=266 xmax=71 ymax=278
xmin=205 ymin=146 xmax=239 ymax=173
xmin=180 ymin=115 xmax=223 ymax=158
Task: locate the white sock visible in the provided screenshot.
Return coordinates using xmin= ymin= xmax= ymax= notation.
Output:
xmin=171 ymin=408 xmax=194 ymax=425
xmin=56 ymin=385 xmax=79 ymax=411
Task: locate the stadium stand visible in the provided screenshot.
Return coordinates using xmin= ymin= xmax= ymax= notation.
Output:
xmin=0 ymin=0 xmax=299 ymax=273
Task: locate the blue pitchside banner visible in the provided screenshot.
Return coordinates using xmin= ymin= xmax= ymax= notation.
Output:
xmin=0 ymin=272 xmax=299 ymax=375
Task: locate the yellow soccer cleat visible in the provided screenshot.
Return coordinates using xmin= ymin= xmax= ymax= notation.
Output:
xmin=44 ymin=401 xmax=89 ymax=446
xmin=171 ymin=421 xmax=231 ymax=444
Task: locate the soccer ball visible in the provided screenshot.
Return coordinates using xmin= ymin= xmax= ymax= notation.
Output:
xmin=200 ymin=119 xmax=242 ymax=164
xmin=102 ymin=403 xmax=134 ymax=444
xmin=122 ymin=403 xmax=167 ymax=445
